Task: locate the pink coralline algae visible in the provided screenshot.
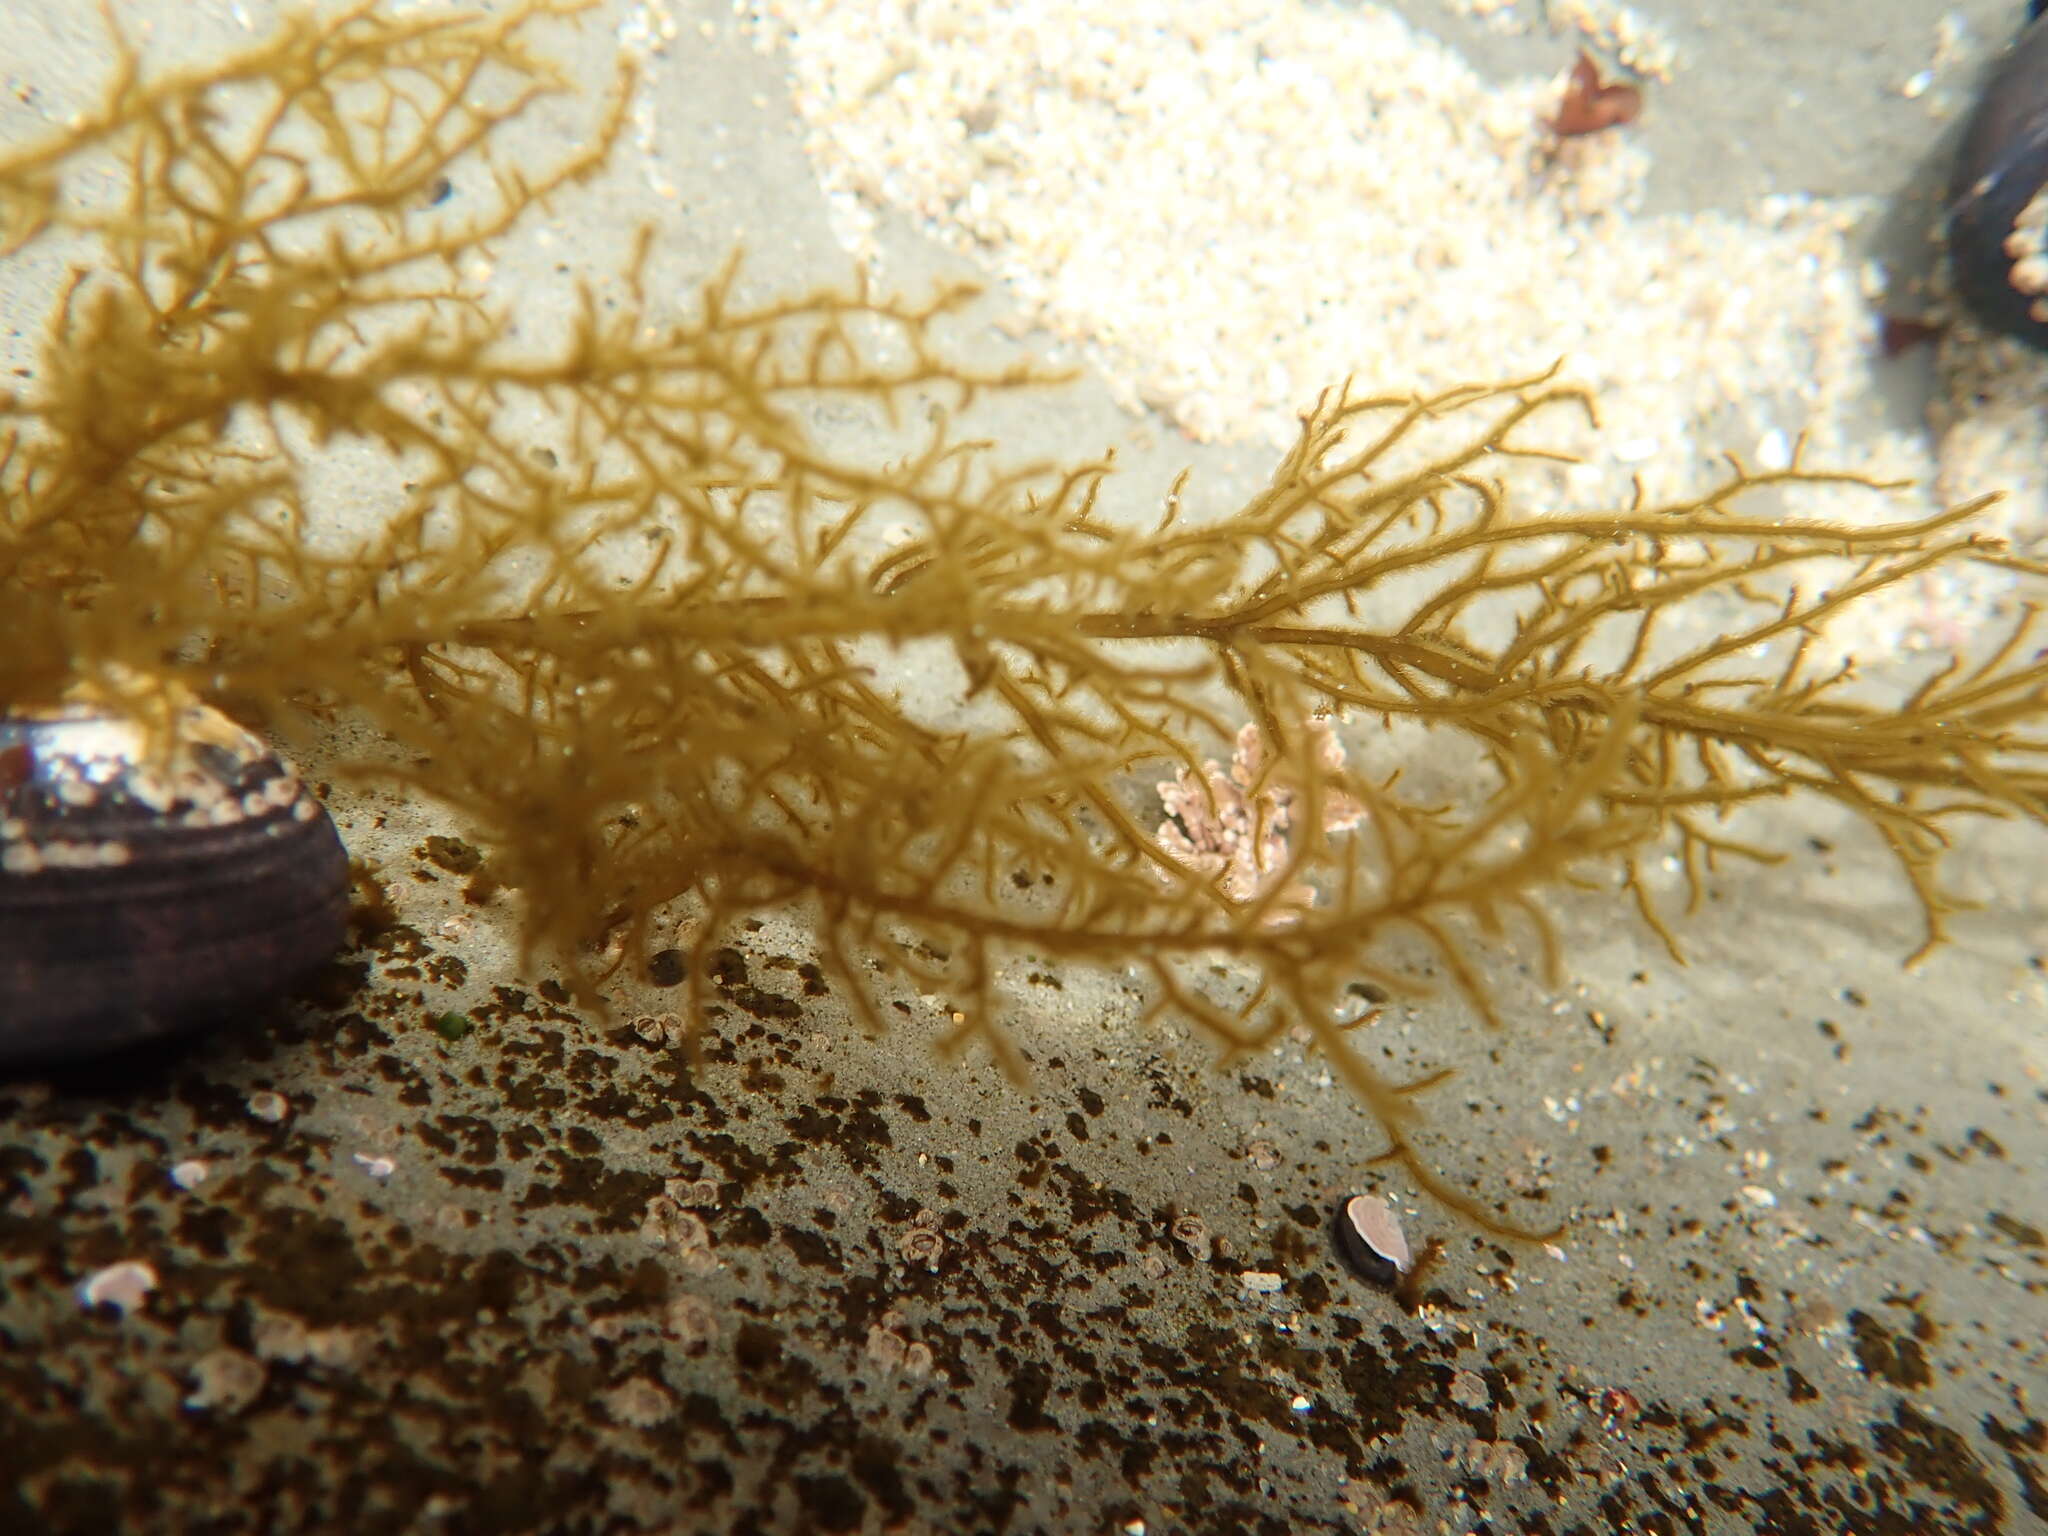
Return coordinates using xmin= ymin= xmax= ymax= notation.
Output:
xmin=1154 ymin=721 xmax=1364 ymax=917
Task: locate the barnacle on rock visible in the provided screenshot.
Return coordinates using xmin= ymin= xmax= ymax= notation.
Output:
xmin=4 ymin=1 xmax=2046 ymax=1236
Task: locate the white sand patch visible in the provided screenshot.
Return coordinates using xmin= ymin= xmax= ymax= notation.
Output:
xmin=736 ymin=0 xmax=2044 ymax=657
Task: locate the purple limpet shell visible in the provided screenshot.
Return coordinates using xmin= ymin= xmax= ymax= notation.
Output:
xmin=1948 ymin=10 xmax=2048 ymax=347
xmin=0 ymin=700 xmax=349 ymax=1065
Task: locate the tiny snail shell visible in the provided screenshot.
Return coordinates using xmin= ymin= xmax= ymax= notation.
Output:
xmin=0 ymin=698 xmax=349 ymax=1066
xmin=1333 ymin=1193 xmax=1413 ymax=1287
xmin=1947 ymin=8 xmax=2048 ymax=348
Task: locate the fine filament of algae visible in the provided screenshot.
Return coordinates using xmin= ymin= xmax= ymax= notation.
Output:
xmin=4 ymin=0 xmax=2046 ymax=1237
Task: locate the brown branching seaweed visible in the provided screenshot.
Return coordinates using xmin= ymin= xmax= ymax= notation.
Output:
xmin=5 ymin=2 xmax=2046 ymax=1238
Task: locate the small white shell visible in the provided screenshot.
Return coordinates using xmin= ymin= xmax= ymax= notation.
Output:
xmin=1336 ymin=1193 xmax=1412 ymax=1284
xmin=77 ymin=1259 xmax=158 ymax=1314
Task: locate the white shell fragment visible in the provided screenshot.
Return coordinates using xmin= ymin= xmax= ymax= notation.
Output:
xmin=1336 ymin=1193 xmax=1412 ymax=1285
xmin=77 ymin=1259 xmax=158 ymax=1314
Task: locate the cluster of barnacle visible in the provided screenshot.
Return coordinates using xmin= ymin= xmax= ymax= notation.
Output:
xmin=5 ymin=1 xmax=2048 ymax=1238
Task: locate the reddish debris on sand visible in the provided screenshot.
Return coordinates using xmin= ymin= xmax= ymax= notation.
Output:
xmin=1879 ymin=314 xmax=1944 ymax=357
xmin=1550 ymin=50 xmax=1642 ymax=137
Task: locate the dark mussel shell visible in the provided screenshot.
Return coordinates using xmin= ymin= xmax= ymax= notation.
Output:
xmin=1948 ymin=10 xmax=2048 ymax=347
xmin=1332 ymin=1192 xmax=1413 ymax=1287
xmin=0 ymin=700 xmax=349 ymax=1066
